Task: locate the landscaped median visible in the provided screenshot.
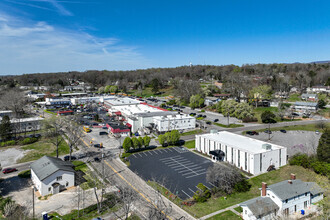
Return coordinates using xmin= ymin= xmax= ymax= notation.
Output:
xmin=212 ymin=122 xmax=244 ymax=128
xmin=147 ymin=165 xmax=329 ymax=218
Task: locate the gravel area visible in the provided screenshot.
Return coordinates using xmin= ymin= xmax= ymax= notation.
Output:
xmin=246 ymin=131 xmax=321 ymax=156
xmin=0 ymin=148 xmax=27 ymax=166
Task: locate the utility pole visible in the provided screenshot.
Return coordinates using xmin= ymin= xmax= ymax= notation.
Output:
xmin=31 ymin=186 xmax=35 ymax=219
xmin=268 ymin=122 xmax=271 ymax=141
xmin=227 ymin=113 xmax=230 ymax=126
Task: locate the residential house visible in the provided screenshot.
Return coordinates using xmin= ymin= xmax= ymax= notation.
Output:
xmin=31 ymin=156 xmax=75 ymax=196
xmin=307 ymin=86 xmax=330 ymax=93
xmin=240 ymin=174 xmax=324 ymax=220
xmin=301 ymin=93 xmax=318 ymax=101
xmin=294 ymin=102 xmax=318 ymax=112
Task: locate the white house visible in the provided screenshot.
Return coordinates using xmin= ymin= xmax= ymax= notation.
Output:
xmin=307 ymin=86 xmax=330 ymax=93
xmin=195 ymin=131 xmax=287 ymax=175
xmin=294 ymin=101 xmax=318 ymax=112
xmin=9 ymin=117 xmax=43 ymax=133
xmin=301 ymin=93 xmax=318 ymax=101
xmin=240 ymin=174 xmax=324 ymax=220
xmin=31 ymin=156 xmax=75 ymax=196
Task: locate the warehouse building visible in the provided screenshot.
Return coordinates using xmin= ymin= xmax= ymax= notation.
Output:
xmin=195 ymin=131 xmax=287 ymax=175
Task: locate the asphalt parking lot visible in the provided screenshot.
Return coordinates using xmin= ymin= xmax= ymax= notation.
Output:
xmin=128 ymin=147 xmax=213 ymax=200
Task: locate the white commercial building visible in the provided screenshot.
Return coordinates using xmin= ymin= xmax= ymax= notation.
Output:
xmin=195 ymin=131 xmax=287 ymax=175
xmin=294 ymin=101 xmax=318 ymax=112
xmin=31 ymin=156 xmax=75 ymax=196
xmin=104 ymin=97 xmax=195 ymax=133
xmin=9 ymin=117 xmax=43 ymax=133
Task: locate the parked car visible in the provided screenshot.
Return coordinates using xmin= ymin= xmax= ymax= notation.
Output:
xmin=94 ymin=157 xmax=100 ymax=162
xmin=264 ymin=130 xmax=272 ymax=134
xmin=206 ymin=121 xmax=211 ymax=125
xmin=213 ymin=119 xmax=219 ymax=122
xmin=280 ymin=129 xmax=287 ymax=133
xmin=99 ymin=131 xmax=108 ymax=135
xmin=176 ymin=140 xmax=185 ymax=146
xmin=315 ymin=130 xmax=320 ymax=135
xmin=64 ymin=155 xmax=77 ymax=161
xmin=2 ymin=168 xmax=17 ymax=174
xmin=202 ymin=115 xmax=207 ymax=118
xmin=246 ymin=131 xmax=254 ymax=135
xmin=94 ymin=144 xmax=103 ymax=148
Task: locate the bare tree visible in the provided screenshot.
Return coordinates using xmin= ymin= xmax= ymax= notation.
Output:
xmin=64 ymin=115 xmax=85 ymax=161
xmin=0 ymin=88 xmax=27 ymax=118
xmin=206 ymin=163 xmax=243 ymax=194
xmin=114 ymin=185 xmax=139 ymax=220
xmin=43 ymin=116 xmax=65 ymax=158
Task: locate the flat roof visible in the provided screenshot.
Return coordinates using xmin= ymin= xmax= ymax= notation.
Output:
xmin=153 ymin=114 xmax=195 ymax=120
xmin=104 ymin=97 xmax=141 ymax=106
xmin=10 ymin=117 xmax=44 ymax=123
xmin=0 ymin=110 xmax=12 ymax=114
xmin=112 ymin=103 xmax=164 ymax=116
xmin=197 ymin=131 xmax=285 ymax=154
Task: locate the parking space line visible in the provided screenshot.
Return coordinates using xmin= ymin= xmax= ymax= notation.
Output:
xmin=167 ymin=148 xmax=173 ymax=152
xmin=188 ymin=188 xmax=196 ymax=194
xmin=158 ymin=150 xmax=163 ymax=154
xmin=174 ymin=164 xmax=199 ymax=171
xmin=181 ymin=190 xmax=191 ymax=198
xmin=182 ymin=168 xmax=205 ymax=175
xmin=133 ymin=154 xmax=137 ymax=158
xmin=159 ymin=155 xmax=182 ymax=161
xmin=162 ymin=149 xmax=168 ymax=152
xmin=208 ymin=182 xmax=216 ymax=187
xmin=163 ymin=159 xmax=188 ymax=165
xmin=153 ymin=151 xmax=158 ymax=155
xmin=138 ymin=153 xmax=142 ymax=157
xmin=178 ymin=166 xmax=202 ymax=173
xmin=185 ymin=171 xmax=207 ymax=179
xmin=143 ymin=152 xmax=148 ymax=156
xmin=148 ymin=151 xmax=153 ymax=155
xmin=168 ymin=161 xmax=194 ymax=167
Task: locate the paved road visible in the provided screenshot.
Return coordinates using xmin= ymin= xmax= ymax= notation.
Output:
xmin=181 ymin=119 xmax=329 ymax=141
xmin=0 ymin=161 xmax=32 ymax=179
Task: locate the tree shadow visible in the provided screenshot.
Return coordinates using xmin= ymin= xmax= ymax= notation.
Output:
xmin=0 ymin=176 xmax=32 ymax=197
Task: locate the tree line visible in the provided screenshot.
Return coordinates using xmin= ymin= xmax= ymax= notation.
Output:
xmin=122 ymin=136 xmax=151 ymax=152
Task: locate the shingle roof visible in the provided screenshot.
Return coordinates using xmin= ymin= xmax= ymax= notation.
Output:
xmin=31 ymin=156 xmax=75 ymax=181
xmin=295 ymin=101 xmax=318 ymax=107
xmin=240 ymin=197 xmax=279 ymax=217
xmin=267 ymin=179 xmax=323 ymax=200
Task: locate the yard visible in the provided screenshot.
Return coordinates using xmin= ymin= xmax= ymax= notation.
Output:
xmin=253 ymin=122 xmax=330 ymax=133
xmin=206 ymin=210 xmax=241 ymax=220
xmin=128 ymin=85 xmax=174 ymax=97
xmin=149 ymin=165 xmax=329 ymax=218
xmin=184 ymin=140 xmax=195 ymax=149
xmin=72 ymin=161 xmax=103 ymax=190
xmin=181 ymin=129 xmax=204 ymax=136
xmin=17 ymin=135 xmax=69 ymax=163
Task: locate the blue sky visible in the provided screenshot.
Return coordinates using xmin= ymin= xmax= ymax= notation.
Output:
xmin=0 ymin=0 xmax=329 ymax=75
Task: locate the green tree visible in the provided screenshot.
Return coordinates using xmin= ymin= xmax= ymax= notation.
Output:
xmin=189 ymin=94 xmax=204 ymax=109
xmin=0 ymin=115 xmax=12 ymax=141
xmin=137 ymin=137 xmax=143 ymax=149
xmin=318 ymin=99 xmax=326 ymax=109
xmin=249 ymin=85 xmax=272 ymax=99
xmin=104 ymin=85 xmax=111 ymax=93
xmin=123 ymin=137 xmax=132 ymax=152
xmin=158 ymin=134 xmax=166 ymax=147
xmin=234 ymin=102 xmax=253 ymax=119
xmin=110 ymin=85 xmax=118 ymax=93
xmin=221 ymin=100 xmax=238 ymax=117
xmin=317 ymin=130 xmax=330 ymax=163
xmin=131 ymin=137 xmax=139 ymax=149
xmin=143 ymin=135 xmax=151 ymax=147
xmin=169 ymin=130 xmax=180 ymax=145
xmin=261 ymin=110 xmax=277 ymax=123
xmin=98 ymin=86 xmax=105 ymax=94
xmin=193 ymin=183 xmax=211 ymax=203
xmin=150 ymin=78 xmax=160 ymax=93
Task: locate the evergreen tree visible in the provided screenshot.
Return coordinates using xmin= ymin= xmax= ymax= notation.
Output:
xmin=0 ymin=115 xmax=12 ymax=141
xmin=317 ymin=130 xmax=330 ymax=163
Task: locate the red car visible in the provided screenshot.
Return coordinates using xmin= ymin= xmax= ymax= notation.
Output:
xmin=2 ymin=168 xmax=17 ymax=174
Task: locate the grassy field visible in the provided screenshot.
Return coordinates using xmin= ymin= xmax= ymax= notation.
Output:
xmin=18 ymin=136 xmax=69 ymax=163
xmin=148 ymin=165 xmax=328 ymax=218
xmin=213 ymin=123 xmax=244 ymax=128
xmin=206 ymin=210 xmax=241 ymax=220
xmin=234 ymin=206 xmax=243 ymax=213
xmin=184 ymin=140 xmax=196 ymax=149
xmin=253 ymin=107 xmax=278 ymax=123
xmin=72 ymin=161 xmax=103 ymax=190
xmin=318 ymin=108 xmax=330 ymax=118
xmin=287 ymin=94 xmax=301 ymax=102
xmin=181 ymin=129 xmax=204 ymax=136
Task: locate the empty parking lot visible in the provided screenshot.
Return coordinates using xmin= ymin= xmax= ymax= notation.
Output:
xmin=128 ymin=147 xmax=214 ymax=200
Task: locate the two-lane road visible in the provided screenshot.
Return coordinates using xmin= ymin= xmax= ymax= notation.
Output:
xmin=0 ymin=161 xmax=32 ymax=179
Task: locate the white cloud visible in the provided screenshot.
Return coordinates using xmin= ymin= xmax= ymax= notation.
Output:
xmin=0 ymin=15 xmax=150 ymax=74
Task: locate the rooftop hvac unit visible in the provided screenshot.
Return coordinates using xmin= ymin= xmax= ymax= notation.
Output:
xmin=262 ymin=144 xmax=272 ymax=150
xmin=210 ymin=130 xmax=218 ymax=134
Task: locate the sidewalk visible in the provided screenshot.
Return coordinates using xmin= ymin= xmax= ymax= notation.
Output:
xmin=199 ymin=204 xmax=240 ymax=220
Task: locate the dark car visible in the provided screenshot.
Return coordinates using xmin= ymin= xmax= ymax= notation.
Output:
xmin=264 ymin=130 xmax=272 ymax=134
xmin=206 ymin=121 xmax=211 ymax=125
xmin=94 ymin=144 xmax=103 ymax=148
xmin=246 ymin=131 xmax=254 ymax=135
xmin=202 ymin=115 xmax=207 ymax=118
xmin=280 ymin=129 xmax=287 ymax=133
xmin=102 ymin=126 xmax=108 ymax=129
xmin=176 ymin=140 xmax=185 ymax=146
xmin=64 ymin=155 xmax=77 ymax=161
xmin=2 ymin=168 xmax=17 ymax=174
xmin=213 ymin=119 xmax=219 ymax=122
xmin=94 ymin=157 xmax=100 ymax=162
xmin=99 ymin=131 xmax=108 ymax=135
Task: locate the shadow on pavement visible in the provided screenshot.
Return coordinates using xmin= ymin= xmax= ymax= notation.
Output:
xmin=0 ymin=176 xmax=31 ymax=197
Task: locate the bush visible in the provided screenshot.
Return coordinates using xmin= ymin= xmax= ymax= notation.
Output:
xmin=289 ymin=154 xmax=330 ymax=177
xmin=0 ymin=140 xmax=16 ymax=147
xmin=20 ymin=137 xmax=38 ymax=145
xmin=201 ymin=109 xmax=205 ymax=112
xmin=193 ymin=183 xmax=211 ymax=203
xmin=242 ymin=116 xmax=258 ymax=123
xmin=18 ymin=170 xmax=31 ymax=178
xmin=234 ymin=179 xmax=251 ymax=192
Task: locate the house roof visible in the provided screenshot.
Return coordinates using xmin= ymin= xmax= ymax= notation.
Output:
xmin=295 ymin=101 xmax=318 ymax=107
xmin=301 ymin=93 xmax=318 ymax=98
xmin=31 ymin=156 xmax=75 ymax=181
xmin=267 ymin=179 xmax=323 ymax=200
xmin=240 ymin=197 xmax=279 ymax=217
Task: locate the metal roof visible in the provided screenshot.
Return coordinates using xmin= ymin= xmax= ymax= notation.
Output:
xmin=295 ymin=101 xmax=318 ymax=107
xmin=240 ymin=197 xmax=279 ymax=217
xmin=31 ymin=156 xmax=75 ymax=181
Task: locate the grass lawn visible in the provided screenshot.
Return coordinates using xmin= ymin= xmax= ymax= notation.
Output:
xmin=287 ymin=93 xmax=301 ymax=102
xmin=72 ymin=161 xmax=103 ymax=190
xmin=18 ymin=136 xmax=69 ymax=163
xmin=206 ymin=210 xmax=241 ymax=220
xmin=213 ymin=123 xmax=244 ymax=128
xmin=128 ymin=86 xmax=174 ymax=97
xmin=253 ymin=107 xmax=278 ymax=123
xmin=234 ymin=206 xmax=243 ymax=213
xmin=184 ymin=140 xmax=196 ymax=149
xmin=196 ymin=117 xmax=204 ymax=120
xmin=181 ymin=129 xmax=204 ymax=136
xmin=158 ymin=165 xmax=328 ymax=218
xmin=318 ymin=108 xmax=330 ymax=118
